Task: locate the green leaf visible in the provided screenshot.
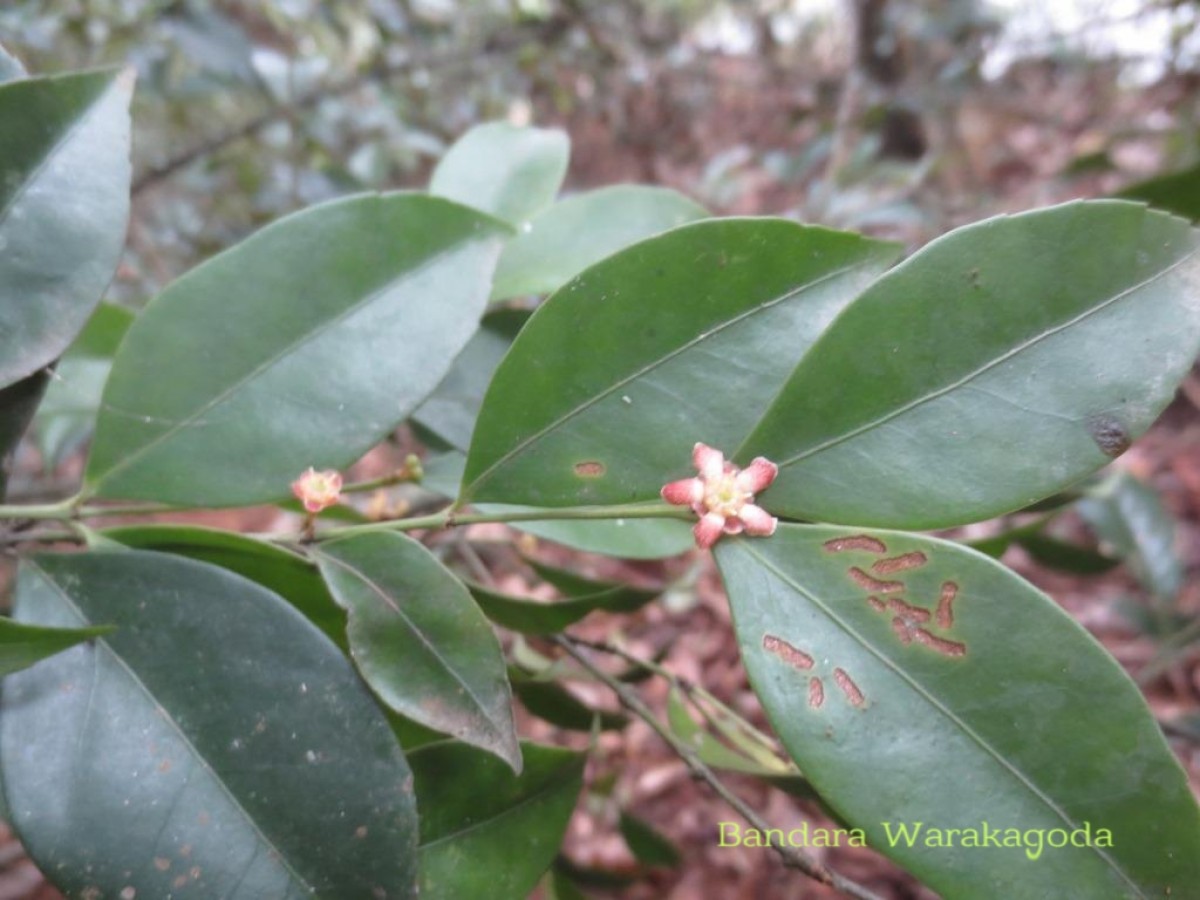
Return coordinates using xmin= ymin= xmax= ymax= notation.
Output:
xmin=468 ymin=561 xmax=659 ymax=634
xmin=104 ymin=524 xmax=345 ymax=648
xmin=462 ymin=218 xmax=899 ymax=507
xmin=1015 ymin=531 xmax=1121 ymax=575
xmin=966 ymin=516 xmax=1119 ymax=574
xmin=1078 ymin=472 xmax=1183 ymax=601
xmin=314 ymin=532 xmax=520 ymax=771
xmin=430 ymin=122 xmax=569 ymax=226
xmin=0 ymin=68 xmax=132 ymax=389
xmin=35 ymin=303 xmax=135 ymax=470
xmin=492 ymin=186 xmax=708 ymax=299
xmin=1117 ymin=162 xmax=1200 ymax=221
xmin=0 ymin=369 xmax=50 ymax=497
xmin=716 ymin=525 xmax=1200 ymax=897
xmin=413 ymin=308 xmax=530 ymax=451
xmin=618 ymin=812 xmax=681 ymax=868
xmin=414 ymin=740 xmax=584 ymax=900
xmin=0 ymin=617 xmax=111 ymax=676
xmin=511 ymin=675 xmax=628 ymax=732
xmin=85 ymin=193 xmax=507 ymax=506
xmin=745 ymin=201 xmax=1200 ymax=528
xmin=0 ymin=551 xmax=418 ymax=897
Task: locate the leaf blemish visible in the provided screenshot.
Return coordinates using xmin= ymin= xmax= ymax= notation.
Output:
xmin=872 ymin=551 xmax=928 ymax=574
xmin=1087 ymin=414 xmax=1131 ymax=458
xmin=823 ymin=535 xmax=886 ymax=554
xmin=762 ymin=634 xmax=814 ymax=670
xmin=848 ymin=567 xmax=904 ymax=593
xmin=914 ymin=629 xmax=966 ymax=658
xmin=887 ymin=597 xmax=931 ymax=623
xmin=936 ymin=581 xmax=959 ymax=629
xmin=573 ymin=460 xmax=606 ymax=478
xmin=833 ymin=668 xmax=865 ymax=707
xmin=808 ymin=677 xmax=825 ymax=709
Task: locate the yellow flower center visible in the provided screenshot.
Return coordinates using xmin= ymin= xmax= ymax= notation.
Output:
xmin=704 ymin=472 xmax=748 ymax=518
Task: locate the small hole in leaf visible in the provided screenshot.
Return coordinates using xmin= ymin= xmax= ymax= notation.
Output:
xmin=573 ymin=460 xmax=606 ymax=478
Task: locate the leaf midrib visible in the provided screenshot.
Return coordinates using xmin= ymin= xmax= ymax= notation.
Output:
xmin=735 ymin=540 xmax=1146 ymax=898
xmin=464 ymin=258 xmax=875 ymax=499
xmin=771 ymin=243 xmax=1200 ymax=469
xmin=26 ymin=560 xmax=315 ymax=895
xmin=87 ymin=233 xmax=474 ymax=495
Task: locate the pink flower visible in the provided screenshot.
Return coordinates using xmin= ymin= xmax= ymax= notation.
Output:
xmin=291 ymin=467 xmax=343 ymax=513
xmin=661 ymin=443 xmax=778 ymax=550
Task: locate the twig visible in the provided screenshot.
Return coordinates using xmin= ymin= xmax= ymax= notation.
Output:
xmin=552 ymin=634 xmax=884 ymax=900
xmin=568 ymin=635 xmax=786 ymax=764
xmin=132 ymin=38 xmax=521 ymax=195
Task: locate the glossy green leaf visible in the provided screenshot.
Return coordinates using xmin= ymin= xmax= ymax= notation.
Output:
xmin=104 ymin=524 xmax=345 ymax=647
xmin=468 ymin=559 xmax=659 ymax=634
xmin=1117 ymin=162 xmax=1200 ymax=221
xmin=511 ymin=675 xmax=628 ymax=732
xmin=0 ymin=617 xmax=111 ymax=676
xmin=0 ymin=551 xmax=418 ymax=897
xmin=423 ymin=451 xmax=695 ymax=559
xmin=745 ymin=201 xmax=1200 ymax=528
xmin=0 ymin=369 xmax=49 ymax=497
xmin=0 ymin=68 xmax=132 ymax=388
xmin=967 ymin=517 xmax=1119 ymax=574
xmin=618 ymin=812 xmax=681 ymax=868
xmin=1078 ymin=472 xmax=1183 ymax=601
xmin=430 ymin=122 xmax=569 ymax=226
xmin=492 ymin=186 xmax=708 ymax=299
xmin=414 ymin=740 xmax=584 ymax=900
xmin=35 ymin=303 xmax=135 ymax=470
xmin=462 ymin=218 xmax=899 ymax=507
xmin=314 ymin=532 xmax=520 ymax=770
xmin=1015 ymin=531 xmax=1121 ymax=575
xmin=85 ymin=193 xmax=507 ymax=506
xmin=716 ymin=525 xmax=1200 ymax=897
xmin=413 ymin=308 xmax=529 ymax=451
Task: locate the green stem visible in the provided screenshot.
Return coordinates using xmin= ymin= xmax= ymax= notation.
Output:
xmin=304 ymin=502 xmax=691 ymax=542
xmin=340 ymin=456 xmax=423 ymax=494
xmin=0 ymin=495 xmax=81 ymax=521
xmin=77 ymin=502 xmax=175 ymax=518
xmin=571 ymin=636 xmax=785 ymax=764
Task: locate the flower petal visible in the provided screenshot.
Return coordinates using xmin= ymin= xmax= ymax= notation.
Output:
xmin=661 ymin=477 xmax=704 ymax=506
xmin=693 ymin=512 xmax=727 ymax=550
xmin=738 ymin=504 xmax=778 ymax=537
xmin=692 ymin=442 xmax=725 ymax=480
xmin=735 ymin=457 xmax=779 ymax=494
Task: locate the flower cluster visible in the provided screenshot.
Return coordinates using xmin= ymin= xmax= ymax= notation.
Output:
xmin=661 ymin=443 xmax=778 ymax=549
xmin=291 ymin=467 xmax=343 ymax=513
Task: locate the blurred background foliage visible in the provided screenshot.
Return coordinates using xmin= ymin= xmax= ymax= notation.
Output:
xmin=3 ymin=0 xmax=1200 ymax=306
